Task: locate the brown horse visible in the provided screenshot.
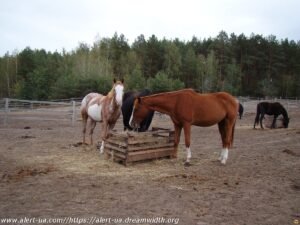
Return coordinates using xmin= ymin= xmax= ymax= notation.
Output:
xmin=80 ymin=79 xmax=124 ymax=153
xmin=130 ymin=89 xmax=238 ymax=165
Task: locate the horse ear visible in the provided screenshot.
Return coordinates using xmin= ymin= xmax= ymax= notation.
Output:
xmin=113 ymin=78 xmax=116 ymax=84
xmin=121 ymin=78 xmax=124 ymax=84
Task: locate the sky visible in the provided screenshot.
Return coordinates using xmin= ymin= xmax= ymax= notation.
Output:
xmin=1 ymin=0 xmax=299 ymax=56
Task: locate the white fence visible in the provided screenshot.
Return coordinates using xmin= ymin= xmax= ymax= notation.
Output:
xmin=237 ymin=97 xmax=300 ymax=116
xmin=0 ymin=98 xmax=82 ymax=126
xmin=0 ymin=97 xmax=299 ymax=127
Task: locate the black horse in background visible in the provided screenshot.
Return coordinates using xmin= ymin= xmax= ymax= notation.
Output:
xmin=238 ymin=103 xmax=244 ymax=119
xmin=254 ymin=102 xmax=289 ymax=129
xmin=122 ymin=89 xmax=154 ymax=132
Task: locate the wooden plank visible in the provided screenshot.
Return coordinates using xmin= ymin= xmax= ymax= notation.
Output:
xmin=127 ymin=142 xmax=174 ymax=152
xmin=127 ymin=136 xmax=166 ymax=145
xmin=152 ymin=127 xmax=171 ymax=132
xmin=127 ymin=147 xmax=175 ymax=156
xmin=127 ymin=129 xmax=171 ymax=138
xmin=105 ymin=143 xmax=127 ymax=153
xmin=105 ymin=138 xmax=128 ymax=147
xmin=127 ymin=132 xmax=153 ymax=139
xmin=109 ymin=132 xmax=128 ymax=140
xmin=105 ymin=150 xmax=126 ymax=160
xmin=114 ymin=152 xmax=126 ymax=159
xmin=127 ymin=148 xmax=175 ymax=162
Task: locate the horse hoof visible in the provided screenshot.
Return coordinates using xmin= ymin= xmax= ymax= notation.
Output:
xmin=220 ymin=159 xmax=227 ymax=165
xmin=184 ymin=162 xmax=191 ymax=167
xmin=170 ymin=154 xmax=178 ymax=159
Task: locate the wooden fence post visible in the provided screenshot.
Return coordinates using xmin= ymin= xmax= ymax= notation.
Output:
xmin=71 ymin=101 xmax=76 ymax=126
xmin=4 ymin=98 xmax=9 ymax=126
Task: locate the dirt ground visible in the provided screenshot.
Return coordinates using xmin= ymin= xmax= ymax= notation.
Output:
xmin=0 ymin=104 xmax=299 ymax=225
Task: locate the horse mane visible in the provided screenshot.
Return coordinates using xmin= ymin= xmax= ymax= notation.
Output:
xmin=138 ymin=89 xmax=152 ymax=97
xmin=123 ymin=91 xmax=137 ymax=102
xmin=143 ymin=88 xmax=195 ymax=99
xmin=107 ymin=87 xmax=115 ymax=99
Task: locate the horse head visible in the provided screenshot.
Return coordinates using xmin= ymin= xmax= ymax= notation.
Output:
xmin=283 ymin=117 xmax=290 ymax=128
xmin=129 ymin=97 xmax=151 ymax=130
xmin=112 ymin=78 xmax=124 ymax=106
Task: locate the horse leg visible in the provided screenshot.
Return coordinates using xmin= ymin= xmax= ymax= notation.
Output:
xmin=82 ymin=113 xmax=88 ymax=144
xmin=259 ymin=113 xmax=265 ymax=129
xmin=271 ymin=115 xmax=278 ymax=128
xmin=254 ymin=112 xmax=259 ymax=129
xmin=108 ymin=121 xmax=116 ymax=137
xmin=88 ymin=119 xmax=96 ymax=145
xmin=183 ymin=123 xmax=192 ymax=166
xmin=218 ymin=119 xmax=235 ymax=165
xmin=99 ymin=121 xmax=108 ymax=154
xmin=218 ymin=120 xmax=227 ymax=163
xmin=173 ymin=124 xmax=182 ymax=158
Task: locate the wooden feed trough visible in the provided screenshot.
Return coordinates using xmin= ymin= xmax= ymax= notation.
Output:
xmin=104 ymin=127 xmax=175 ymax=165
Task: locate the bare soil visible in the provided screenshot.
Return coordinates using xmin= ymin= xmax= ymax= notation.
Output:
xmin=0 ymin=107 xmax=300 ymax=225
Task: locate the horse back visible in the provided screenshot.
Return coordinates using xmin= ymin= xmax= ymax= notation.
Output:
xmin=81 ymin=93 xmax=103 ymax=113
xmin=184 ymin=92 xmax=238 ymax=126
xmin=257 ymin=102 xmax=285 ymax=116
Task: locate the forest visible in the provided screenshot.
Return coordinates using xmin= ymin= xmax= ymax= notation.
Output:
xmin=0 ymin=31 xmax=299 ymax=100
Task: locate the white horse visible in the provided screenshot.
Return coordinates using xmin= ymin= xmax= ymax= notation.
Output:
xmin=80 ymin=79 xmax=124 ymax=153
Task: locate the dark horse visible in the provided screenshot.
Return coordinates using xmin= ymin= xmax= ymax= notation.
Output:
xmin=130 ymin=89 xmax=238 ymax=165
xmin=122 ymin=89 xmax=154 ymax=132
xmin=253 ymin=102 xmax=289 ymax=129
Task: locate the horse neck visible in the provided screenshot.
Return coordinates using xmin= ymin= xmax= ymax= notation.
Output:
xmin=107 ymin=86 xmax=115 ymax=99
xmin=142 ymin=93 xmax=177 ymax=115
xmin=281 ymin=107 xmax=288 ymax=120
xmin=108 ymin=91 xmax=120 ymax=111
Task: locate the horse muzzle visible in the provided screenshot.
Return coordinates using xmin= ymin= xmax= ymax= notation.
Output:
xmin=129 ymin=119 xmax=140 ymax=130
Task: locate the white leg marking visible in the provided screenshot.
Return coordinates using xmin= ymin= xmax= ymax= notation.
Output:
xmin=218 ymin=149 xmax=225 ymax=161
xmin=186 ymin=147 xmax=191 ymax=163
xmin=220 ymin=148 xmax=228 ymax=165
xmin=100 ymin=141 xmax=105 ymax=154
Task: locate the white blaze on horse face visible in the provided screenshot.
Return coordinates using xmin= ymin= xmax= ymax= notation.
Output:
xmin=129 ymin=105 xmax=138 ymax=129
xmin=129 ymin=106 xmax=140 ymax=129
xmin=115 ymin=84 xmax=124 ymax=106
xmin=129 ymin=108 xmax=134 ymax=128
xmin=87 ymin=104 xmax=102 ymax=122
xmin=186 ymin=147 xmax=191 ymax=162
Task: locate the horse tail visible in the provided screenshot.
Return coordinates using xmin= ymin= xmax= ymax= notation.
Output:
xmin=230 ymin=121 xmax=236 ymax=147
xmin=238 ymin=103 xmax=244 ymax=119
xmin=80 ymin=96 xmax=88 ymax=118
xmin=254 ymin=103 xmax=260 ymax=127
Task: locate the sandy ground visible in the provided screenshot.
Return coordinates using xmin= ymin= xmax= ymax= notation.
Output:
xmin=0 ymin=105 xmax=299 ymax=225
